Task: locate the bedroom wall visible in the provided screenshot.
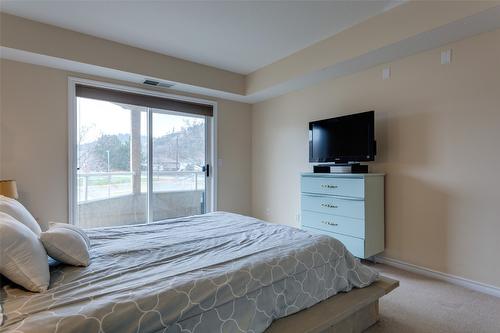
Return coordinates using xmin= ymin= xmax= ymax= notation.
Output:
xmin=246 ymin=0 xmax=498 ymax=94
xmin=0 ymin=12 xmax=245 ymax=95
xmin=0 ymin=59 xmax=252 ymax=229
xmin=251 ymin=28 xmax=500 ymax=288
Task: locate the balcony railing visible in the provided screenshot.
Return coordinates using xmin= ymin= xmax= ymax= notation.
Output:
xmin=77 ymin=171 xmax=205 ymax=203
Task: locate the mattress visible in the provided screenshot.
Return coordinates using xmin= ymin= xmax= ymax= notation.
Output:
xmin=0 ymin=212 xmax=378 ymax=333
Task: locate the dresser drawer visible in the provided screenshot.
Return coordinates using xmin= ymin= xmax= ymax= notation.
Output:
xmin=302 ymin=226 xmax=365 ymax=258
xmin=301 ymin=176 xmax=364 ymax=198
xmin=301 ymin=210 xmax=364 ymax=238
xmin=301 ymin=194 xmax=365 ymax=219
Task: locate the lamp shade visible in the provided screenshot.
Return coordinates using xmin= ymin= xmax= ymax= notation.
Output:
xmin=0 ymin=180 xmax=19 ymax=199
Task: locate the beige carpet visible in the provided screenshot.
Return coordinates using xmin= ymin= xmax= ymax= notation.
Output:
xmin=364 ymin=263 xmax=500 ymax=333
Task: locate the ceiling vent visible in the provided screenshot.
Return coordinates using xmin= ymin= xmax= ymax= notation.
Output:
xmin=143 ymin=79 xmax=174 ymax=89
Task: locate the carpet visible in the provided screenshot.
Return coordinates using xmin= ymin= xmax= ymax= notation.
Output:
xmin=364 ymin=263 xmax=500 ymax=333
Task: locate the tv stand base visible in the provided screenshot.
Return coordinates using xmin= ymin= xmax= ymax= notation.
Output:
xmin=313 ymin=163 xmax=368 ymax=174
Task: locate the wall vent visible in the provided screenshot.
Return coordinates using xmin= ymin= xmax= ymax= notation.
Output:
xmin=143 ymin=79 xmax=174 ymax=88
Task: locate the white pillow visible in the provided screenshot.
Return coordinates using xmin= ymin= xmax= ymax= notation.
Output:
xmin=0 ymin=195 xmax=41 ymax=236
xmin=48 ymin=222 xmax=91 ymax=248
xmin=41 ymin=226 xmax=90 ymax=267
xmin=0 ymin=212 xmax=50 ymax=292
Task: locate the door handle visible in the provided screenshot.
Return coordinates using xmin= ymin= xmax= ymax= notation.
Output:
xmin=202 ymin=164 xmax=210 ymax=177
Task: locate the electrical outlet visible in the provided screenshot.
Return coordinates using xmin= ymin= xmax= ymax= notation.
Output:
xmin=382 ymin=66 xmax=391 ymax=80
xmin=441 ymin=49 xmax=452 ymax=64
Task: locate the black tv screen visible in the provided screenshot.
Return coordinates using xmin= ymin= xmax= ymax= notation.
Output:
xmin=309 ymin=111 xmax=375 ymax=163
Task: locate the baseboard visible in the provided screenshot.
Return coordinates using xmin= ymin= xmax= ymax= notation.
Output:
xmin=375 ymin=256 xmax=500 ymax=298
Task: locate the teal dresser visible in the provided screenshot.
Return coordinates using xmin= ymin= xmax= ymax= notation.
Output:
xmin=300 ymin=173 xmax=385 ymax=259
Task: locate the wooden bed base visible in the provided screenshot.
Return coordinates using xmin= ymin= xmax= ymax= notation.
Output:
xmin=266 ymin=276 xmax=399 ymax=333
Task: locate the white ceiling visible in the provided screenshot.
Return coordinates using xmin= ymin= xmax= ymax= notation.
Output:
xmin=0 ymin=0 xmax=402 ymax=74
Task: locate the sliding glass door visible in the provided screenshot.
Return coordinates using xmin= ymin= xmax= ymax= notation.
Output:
xmin=151 ymin=110 xmax=207 ymax=222
xmin=72 ymin=82 xmax=213 ymax=228
xmin=76 ymin=99 xmax=149 ymax=228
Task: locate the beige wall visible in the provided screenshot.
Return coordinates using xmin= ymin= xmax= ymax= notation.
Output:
xmin=246 ymin=1 xmax=499 ymax=94
xmin=0 ymin=59 xmax=252 ymax=228
xmin=251 ymin=29 xmax=500 ymax=288
xmin=0 ymin=13 xmax=245 ymax=95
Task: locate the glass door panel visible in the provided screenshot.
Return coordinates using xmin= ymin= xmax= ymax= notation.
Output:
xmin=151 ymin=110 xmax=206 ymax=221
xmin=76 ymin=98 xmax=148 ymax=227
xmin=74 ymin=87 xmax=213 ymax=228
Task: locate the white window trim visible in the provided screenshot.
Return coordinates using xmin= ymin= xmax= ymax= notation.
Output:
xmin=67 ymin=77 xmax=218 ymax=225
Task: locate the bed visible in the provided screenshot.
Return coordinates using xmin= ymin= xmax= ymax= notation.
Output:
xmin=0 ymin=212 xmax=396 ymax=333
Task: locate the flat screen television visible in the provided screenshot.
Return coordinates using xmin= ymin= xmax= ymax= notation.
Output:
xmin=309 ymin=111 xmax=375 ymax=163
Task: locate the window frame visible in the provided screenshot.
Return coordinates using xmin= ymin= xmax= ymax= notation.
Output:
xmin=68 ymin=77 xmax=218 ymax=225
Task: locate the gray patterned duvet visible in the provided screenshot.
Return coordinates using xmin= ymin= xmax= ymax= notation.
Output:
xmin=1 ymin=212 xmax=378 ymax=333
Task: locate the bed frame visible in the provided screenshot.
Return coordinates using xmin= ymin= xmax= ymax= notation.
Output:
xmin=266 ymin=276 xmax=399 ymax=333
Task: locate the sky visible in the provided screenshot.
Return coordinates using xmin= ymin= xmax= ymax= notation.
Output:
xmin=77 ymin=97 xmax=204 ymax=143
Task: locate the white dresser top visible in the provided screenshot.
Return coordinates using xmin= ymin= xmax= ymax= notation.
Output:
xmin=301 ymin=172 xmax=385 ymax=178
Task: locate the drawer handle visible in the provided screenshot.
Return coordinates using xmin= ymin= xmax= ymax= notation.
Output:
xmin=321 ymin=221 xmax=338 ymax=226
xmin=321 ymin=184 xmax=338 ymax=189
xmin=321 ymin=203 xmax=338 ymax=209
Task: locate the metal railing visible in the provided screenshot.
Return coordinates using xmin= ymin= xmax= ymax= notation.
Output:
xmin=77 ymin=171 xmax=205 ymax=203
